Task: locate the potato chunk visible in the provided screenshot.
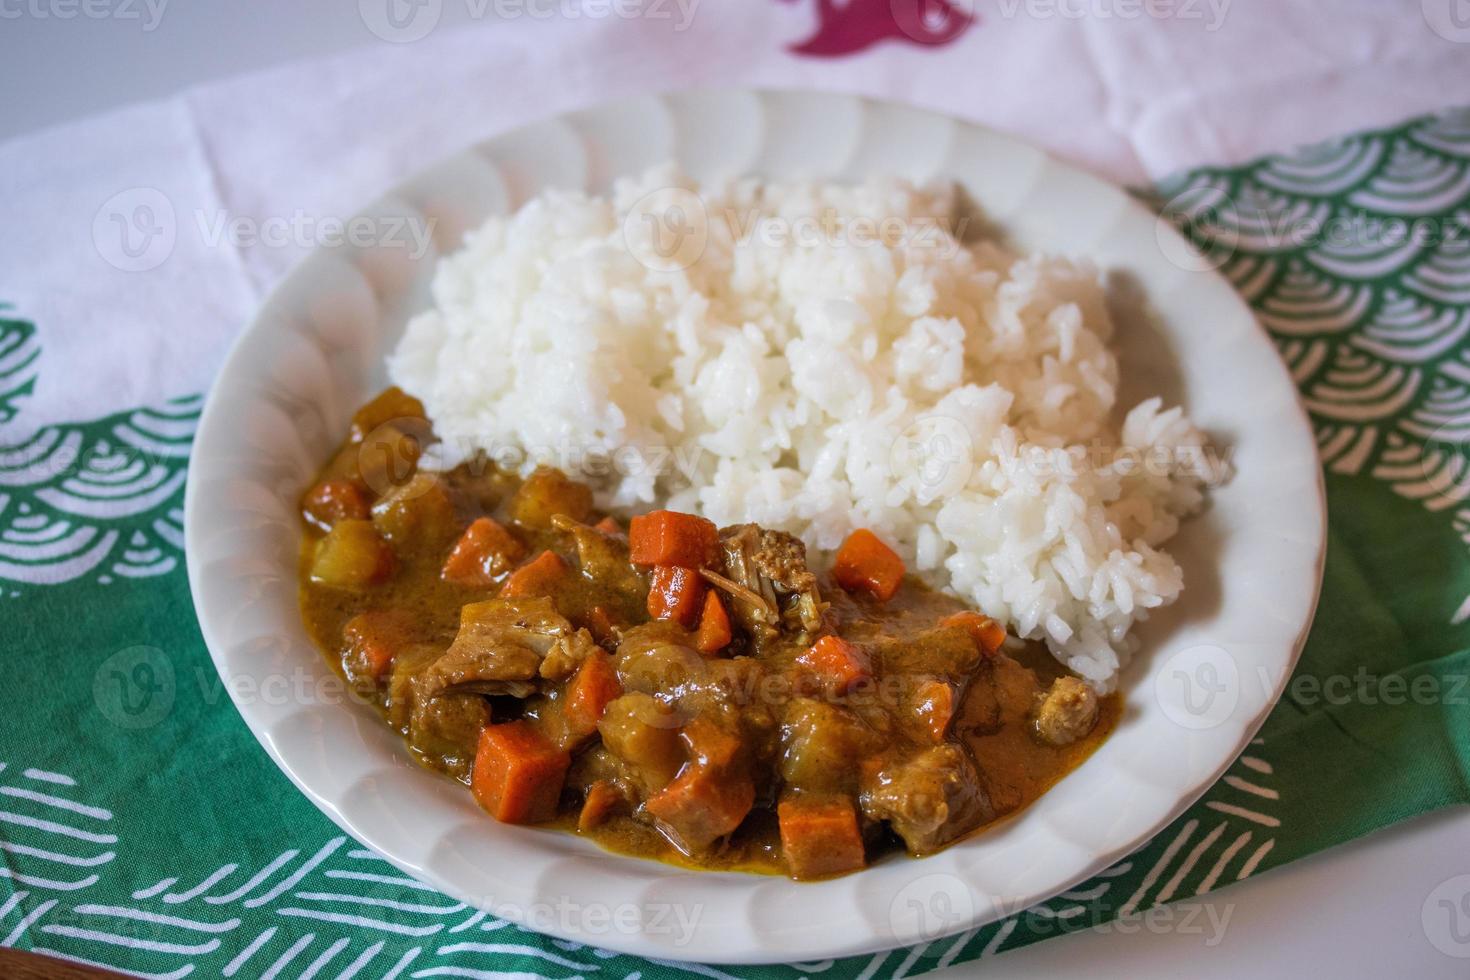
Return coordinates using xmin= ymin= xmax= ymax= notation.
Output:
xmin=508 ymin=467 xmax=593 ymax=529
xmin=309 ymin=519 xmax=394 ymax=590
xmin=371 ymin=472 xmax=461 ymax=546
xmin=779 ymin=698 xmax=874 ymax=794
xmin=350 ymin=386 xmax=425 ymax=441
xmin=356 ymin=421 xmax=427 ymax=496
xmin=598 ymin=693 xmax=684 ymax=791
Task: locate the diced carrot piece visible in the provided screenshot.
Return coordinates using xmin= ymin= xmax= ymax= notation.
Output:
xmin=586 ymin=605 xmax=617 ymax=646
xmin=565 ymin=650 xmax=623 ymax=738
xmin=913 ymin=679 xmax=956 ymax=743
xmin=777 ymin=795 xmax=866 ymax=879
xmin=628 ymin=510 xmax=720 ymax=568
xmin=832 ymin=529 xmax=905 ymax=602
xmin=303 ymin=479 xmax=370 ymax=529
xmin=442 ymin=517 xmax=525 ymax=587
xmin=471 ymin=721 xmax=570 ymax=824
xmin=342 ymin=609 xmax=415 ymax=681
xmin=857 ymin=755 xmax=885 ymax=786
xmin=797 ymin=635 xmax=872 ymax=695
xmin=499 ymin=550 xmax=568 ymax=598
xmin=694 ymin=591 xmax=732 ymax=656
xmin=938 ymin=611 xmax=1007 ymax=655
xmin=680 ymin=717 xmax=743 ymax=771
xmin=577 ymin=780 xmax=623 ymax=832
xmin=594 ymin=516 xmax=621 ymax=535
xmin=647 ymin=565 xmax=706 ymax=628
xmin=645 ymin=764 xmax=754 ymax=853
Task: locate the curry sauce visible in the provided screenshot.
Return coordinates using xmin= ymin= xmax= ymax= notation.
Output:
xmin=298 ymin=389 xmax=1117 ymax=880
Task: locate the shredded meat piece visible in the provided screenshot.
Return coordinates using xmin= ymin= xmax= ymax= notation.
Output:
xmin=860 ymin=745 xmax=995 ymax=854
xmin=408 ymin=688 xmax=489 ymax=763
xmin=426 ymin=644 xmax=541 ymax=698
xmin=714 ymin=524 xmax=826 ymax=638
xmin=699 ymin=566 xmax=776 ymax=632
xmin=751 ymin=530 xmax=817 ymax=596
xmin=383 ymin=644 xmax=488 ymax=776
xmin=1034 ymin=676 xmax=1100 ymax=746
xmin=431 ymin=596 xmax=596 ymax=696
xmin=566 ymin=745 xmax=642 ymax=808
xmin=550 ymin=514 xmax=647 ymax=599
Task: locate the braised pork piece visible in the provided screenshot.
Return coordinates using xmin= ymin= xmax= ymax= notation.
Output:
xmin=299 ymin=389 xmax=1116 ymax=879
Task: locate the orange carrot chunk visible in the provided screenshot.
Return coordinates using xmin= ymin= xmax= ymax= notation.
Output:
xmin=645 ymin=763 xmax=755 ymax=854
xmin=938 ymin=611 xmax=1007 ymax=656
xmin=647 ymin=565 xmax=706 ymax=628
xmin=442 ymin=517 xmax=526 ymax=588
xmin=694 ymin=591 xmax=732 ymax=656
xmin=342 ymin=609 xmax=414 ymax=681
xmin=303 ymin=479 xmax=370 ymax=529
xmin=471 ymin=721 xmax=570 ymax=824
xmin=797 ymin=635 xmax=872 ymax=695
xmin=594 ymin=516 xmax=622 ymax=535
xmin=629 ymin=510 xmax=720 ymax=568
xmin=577 ymin=780 xmax=624 ymax=832
xmin=679 ymin=717 xmax=743 ymax=771
xmin=565 ymin=650 xmax=624 ymax=739
xmin=499 ymin=550 xmax=568 ymax=598
xmin=777 ymin=795 xmax=866 ymax=879
xmin=832 ymin=528 xmax=905 ymax=602
xmin=913 ymin=679 xmax=956 ymax=744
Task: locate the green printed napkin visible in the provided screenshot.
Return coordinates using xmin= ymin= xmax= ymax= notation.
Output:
xmin=3 ymin=106 xmax=1470 ymax=979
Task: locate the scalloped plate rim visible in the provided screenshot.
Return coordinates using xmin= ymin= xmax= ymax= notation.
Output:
xmin=184 ymin=85 xmax=1327 ymax=965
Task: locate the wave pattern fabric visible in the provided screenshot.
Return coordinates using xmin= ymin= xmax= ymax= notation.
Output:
xmin=2 ymin=108 xmax=1469 ymax=978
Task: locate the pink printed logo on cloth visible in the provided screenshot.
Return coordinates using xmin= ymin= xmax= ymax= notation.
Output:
xmin=781 ymin=0 xmax=975 ymax=56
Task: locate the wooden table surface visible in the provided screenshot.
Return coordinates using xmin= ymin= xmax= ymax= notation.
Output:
xmin=0 ymin=948 xmax=131 ymax=979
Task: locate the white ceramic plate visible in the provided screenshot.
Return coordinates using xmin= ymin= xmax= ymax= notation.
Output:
xmin=184 ymin=88 xmax=1326 ymax=964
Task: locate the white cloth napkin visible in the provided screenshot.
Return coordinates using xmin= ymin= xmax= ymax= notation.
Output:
xmin=1 ymin=1 xmax=1463 ymax=433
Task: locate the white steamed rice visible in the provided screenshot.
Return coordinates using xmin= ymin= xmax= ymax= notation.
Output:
xmin=389 ymin=166 xmax=1222 ymax=690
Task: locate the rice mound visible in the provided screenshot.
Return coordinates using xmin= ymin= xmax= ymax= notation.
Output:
xmin=390 ymin=166 xmax=1221 ymax=690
